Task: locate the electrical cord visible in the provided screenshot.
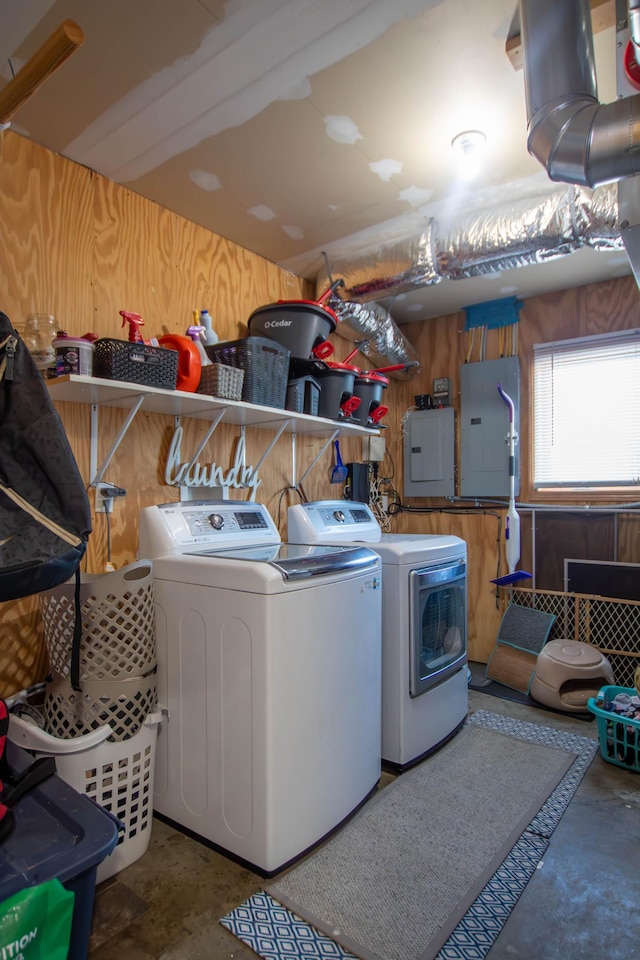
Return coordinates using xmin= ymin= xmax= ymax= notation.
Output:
xmin=390 ymin=500 xmax=504 ymax=607
xmin=275 ymin=485 xmax=306 ymax=528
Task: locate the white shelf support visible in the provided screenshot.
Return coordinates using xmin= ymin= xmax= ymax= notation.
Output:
xmin=297 ymin=429 xmax=340 ymax=487
xmin=90 ymin=395 xmax=145 ymax=485
xmin=291 ymin=432 xmax=298 ymax=488
xmin=253 ymin=420 xmax=291 ymax=473
xmin=182 ymin=409 xmax=227 ymax=477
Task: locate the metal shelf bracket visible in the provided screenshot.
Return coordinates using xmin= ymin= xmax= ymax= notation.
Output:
xmin=90 ymin=395 xmax=145 ymax=485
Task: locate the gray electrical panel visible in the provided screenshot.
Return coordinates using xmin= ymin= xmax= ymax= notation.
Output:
xmin=460 ymin=356 xmax=520 ymax=497
xmin=403 ymin=407 xmax=455 ymax=498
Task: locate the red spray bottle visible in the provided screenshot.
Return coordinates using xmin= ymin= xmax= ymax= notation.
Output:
xmin=119 ymin=310 xmax=145 ymax=343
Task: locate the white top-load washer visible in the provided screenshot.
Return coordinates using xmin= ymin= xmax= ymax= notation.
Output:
xmin=288 ymin=500 xmax=468 ymax=770
xmin=138 ymin=500 xmax=382 ymax=876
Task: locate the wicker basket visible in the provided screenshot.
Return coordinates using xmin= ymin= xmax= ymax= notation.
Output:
xmin=44 ymin=671 xmax=158 ymax=742
xmin=197 ymin=362 xmax=244 ymax=400
xmin=204 ymin=336 xmax=290 ymax=408
xmin=39 ymin=561 xmax=156 ymax=683
xmin=93 ymin=338 xmax=178 ymax=389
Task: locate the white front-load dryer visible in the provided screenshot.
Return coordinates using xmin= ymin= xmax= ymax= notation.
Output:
xmin=288 ymin=500 xmax=468 ymax=770
xmin=139 ymin=500 xmax=382 ymax=876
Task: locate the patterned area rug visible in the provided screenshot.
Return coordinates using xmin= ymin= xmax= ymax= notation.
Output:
xmin=220 ymin=711 xmax=597 ymax=960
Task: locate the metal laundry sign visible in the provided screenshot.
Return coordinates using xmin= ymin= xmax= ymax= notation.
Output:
xmin=164 ymin=424 xmax=262 ymax=499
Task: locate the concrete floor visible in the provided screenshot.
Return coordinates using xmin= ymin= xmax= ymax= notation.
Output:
xmin=88 ymin=688 xmax=640 ymax=960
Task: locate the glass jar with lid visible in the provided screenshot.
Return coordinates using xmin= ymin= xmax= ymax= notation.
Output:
xmin=23 ymin=313 xmax=59 ymax=373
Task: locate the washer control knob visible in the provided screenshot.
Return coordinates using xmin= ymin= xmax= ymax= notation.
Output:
xmin=208 ymin=513 xmax=224 ymax=530
xmin=333 ymin=510 xmax=346 ymax=523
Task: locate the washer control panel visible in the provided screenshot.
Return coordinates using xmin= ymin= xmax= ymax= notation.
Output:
xmin=139 ymin=500 xmax=280 ymax=556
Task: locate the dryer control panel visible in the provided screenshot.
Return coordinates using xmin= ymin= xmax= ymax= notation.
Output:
xmin=288 ymin=500 xmax=381 ymax=544
xmin=139 ymin=500 xmax=280 ymax=556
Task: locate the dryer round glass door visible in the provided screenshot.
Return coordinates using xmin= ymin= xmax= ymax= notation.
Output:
xmin=409 ymin=559 xmax=467 ymax=697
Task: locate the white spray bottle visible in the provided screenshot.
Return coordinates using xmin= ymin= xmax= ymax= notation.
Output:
xmin=187 ymin=311 xmax=211 ymax=366
xmin=199 ymin=309 xmax=218 ymax=346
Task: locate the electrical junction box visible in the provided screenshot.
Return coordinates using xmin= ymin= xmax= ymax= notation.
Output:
xmin=403 ymin=407 xmax=455 ymax=498
xmin=433 ymin=377 xmax=451 ymax=406
xmin=362 ymin=435 xmax=385 ymax=461
xmin=460 ymin=356 xmax=520 ymax=498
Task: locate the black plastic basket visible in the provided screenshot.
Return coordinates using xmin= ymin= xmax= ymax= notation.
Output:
xmin=93 ymin=338 xmax=178 ymax=390
xmin=205 ymin=337 xmax=290 ymax=408
xmin=286 ymin=375 xmax=321 ymax=416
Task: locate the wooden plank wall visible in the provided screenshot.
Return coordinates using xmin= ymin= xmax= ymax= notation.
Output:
xmin=1 ymin=128 xmax=639 ymax=696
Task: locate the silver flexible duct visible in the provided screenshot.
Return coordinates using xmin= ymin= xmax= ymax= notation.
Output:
xmin=326 ymin=296 xmax=420 ymax=376
xmin=318 ymin=183 xmax=622 ymax=372
xmin=317 ymin=183 xmax=621 ymax=303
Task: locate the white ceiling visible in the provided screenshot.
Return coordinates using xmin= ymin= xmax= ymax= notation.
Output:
xmin=0 ymin=0 xmax=632 ymax=324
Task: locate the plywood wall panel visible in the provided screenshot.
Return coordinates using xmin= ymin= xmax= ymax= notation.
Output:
xmin=92 ymin=176 xmax=176 ymax=338
xmin=0 ymin=601 xmax=48 ymax=700
xmin=0 ymin=130 xmax=94 ymax=331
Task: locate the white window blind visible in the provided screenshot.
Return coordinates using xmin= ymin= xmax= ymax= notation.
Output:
xmin=533 ymin=328 xmax=640 ymax=488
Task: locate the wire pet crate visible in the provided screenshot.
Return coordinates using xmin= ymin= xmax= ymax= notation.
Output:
xmin=511 ymin=587 xmax=640 ymax=689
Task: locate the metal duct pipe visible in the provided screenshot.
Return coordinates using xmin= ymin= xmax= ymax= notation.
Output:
xmin=520 ymin=0 xmax=640 ymax=187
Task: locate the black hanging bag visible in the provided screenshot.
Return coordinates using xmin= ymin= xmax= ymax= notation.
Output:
xmin=0 ymin=311 xmax=92 ymax=686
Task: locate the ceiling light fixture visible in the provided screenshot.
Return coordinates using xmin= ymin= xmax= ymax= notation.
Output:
xmin=451 ymin=129 xmax=487 ymax=181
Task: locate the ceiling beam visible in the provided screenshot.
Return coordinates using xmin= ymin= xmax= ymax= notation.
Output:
xmin=506 ymin=0 xmax=616 ymax=71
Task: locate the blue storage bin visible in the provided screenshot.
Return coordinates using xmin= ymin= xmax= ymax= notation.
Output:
xmin=0 ymin=741 xmax=119 ymax=960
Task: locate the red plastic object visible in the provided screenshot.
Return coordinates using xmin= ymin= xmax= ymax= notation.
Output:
xmin=311 ymin=340 xmax=334 ymax=360
xmin=357 ymin=371 xmax=390 ymax=387
xmin=326 ymin=361 xmax=361 ymax=373
xmin=119 ymin=310 xmax=145 ymax=343
xmin=340 ymin=395 xmax=361 ymax=416
xmin=316 ymin=278 xmax=345 ymax=303
xmin=624 ymin=41 xmax=640 ymax=90
xmin=158 ymin=334 xmax=201 ymax=392
xmin=275 ymin=298 xmax=339 ymax=326
xmin=369 ymin=404 xmax=388 ymax=424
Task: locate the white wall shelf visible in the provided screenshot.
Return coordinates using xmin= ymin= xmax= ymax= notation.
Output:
xmin=48 ymin=374 xmax=379 ymax=491
xmin=47 ymin=375 xmax=379 ymax=438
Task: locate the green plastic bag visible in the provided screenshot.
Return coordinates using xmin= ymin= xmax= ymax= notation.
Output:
xmin=0 ymin=878 xmax=74 ymax=960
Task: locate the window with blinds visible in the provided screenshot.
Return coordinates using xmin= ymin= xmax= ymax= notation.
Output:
xmin=533 ymin=329 xmax=640 ymax=488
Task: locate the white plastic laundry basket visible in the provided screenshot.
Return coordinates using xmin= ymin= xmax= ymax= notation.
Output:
xmin=9 ymin=708 xmax=163 ymax=884
xmin=39 ymin=560 xmax=156 ymax=683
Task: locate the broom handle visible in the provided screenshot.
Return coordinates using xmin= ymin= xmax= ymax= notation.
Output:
xmin=497 ymin=382 xmax=516 ymax=488
xmin=0 ymin=20 xmax=84 ymax=125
